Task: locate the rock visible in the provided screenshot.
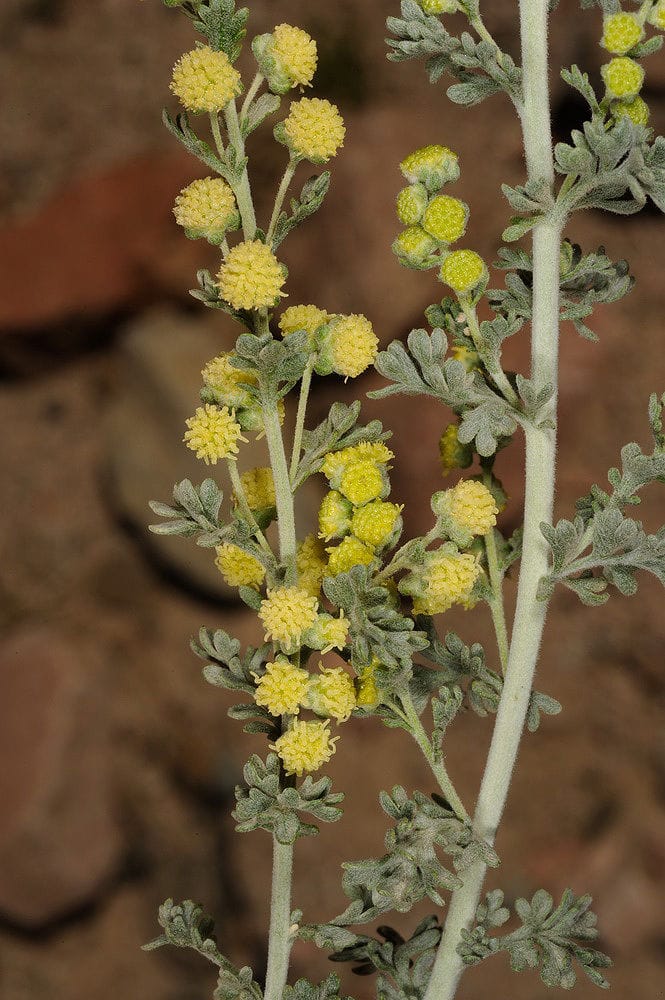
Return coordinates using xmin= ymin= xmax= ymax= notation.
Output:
xmin=0 ymin=628 xmax=121 ymax=927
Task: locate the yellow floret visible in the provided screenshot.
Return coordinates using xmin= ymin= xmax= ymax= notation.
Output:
xmin=171 ymin=46 xmax=242 ymax=113
xmin=602 ymin=13 xmax=643 ymax=54
xmin=218 ymin=240 xmax=286 ymax=311
xmin=326 ymin=535 xmax=375 ymax=576
xmin=303 ymin=612 xmax=350 ymax=653
xmin=237 ymin=467 xmax=276 ymax=511
xmin=259 ymin=587 xmax=319 ymax=647
xmin=412 ymin=550 xmax=480 ymax=615
xmin=447 ymin=479 xmax=498 ymax=536
xmin=173 ymin=177 xmax=238 ymax=240
xmin=320 ymin=442 xmax=394 ymax=482
xmin=396 ymin=184 xmax=429 ymax=226
xmin=215 ymin=542 xmax=266 ymax=588
xmin=393 ymin=226 xmax=438 ymax=265
xmin=439 ymin=423 xmax=473 ymax=476
xmin=183 ymin=404 xmax=245 ymax=464
xmin=272 ymin=719 xmax=338 ymax=776
xmin=612 ymin=95 xmax=650 ymax=126
xmin=278 ymin=304 xmax=331 ymax=346
xmin=202 ymin=353 xmax=257 ymax=408
xmin=305 ymin=666 xmax=356 ymax=722
xmin=355 ymin=661 xmax=381 ymax=708
xmin=601 ymin=57 xmax=645 ymax=99
xmin=272 ymin=24 xmax=318 ymax=87
xmin=318 ymin=490 xmax=353 ymax=541
xmin=400 ymin=144 xmax=460 ymax=190
xmin=422 ymin=195 xmax=469 ymax=244
xmin=296 ymin=533 xmax=328 ymax=597
xmin=323 ymin=314 xmax=379 ymax=379
xmin=650 ymin=1 xmax=665 ymax=30
xmin=351 ymin=500 xmax=403 ymax=547
xmin=339 ymin=460 xmax=385 ymax=506
xmin=440 ymin=250 xmax=487 ymax=294
xmin=253 ymin=658 xmax=310 ymax=716
xmin=282 ymin=98 xmax=346 ymax=163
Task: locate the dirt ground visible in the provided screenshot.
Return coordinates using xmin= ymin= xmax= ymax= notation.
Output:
xmin=1 ymin=2 xmax=664 ymax=999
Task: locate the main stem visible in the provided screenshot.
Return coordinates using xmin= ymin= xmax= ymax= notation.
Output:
xmin=424 ymin=3 xmax=561 ymax=997
xmin=261 ymin=392 xmax=299 ymax=1000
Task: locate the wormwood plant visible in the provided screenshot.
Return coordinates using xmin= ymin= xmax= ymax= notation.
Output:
xmin=143 ymin=1 xmax=665 ymax=997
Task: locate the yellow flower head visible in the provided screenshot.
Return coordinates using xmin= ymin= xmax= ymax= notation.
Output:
xmin=422 ymin=195 xmax=469 ymax=244
xmin=649 ymin=0 xmax=665 ymax=30
xmin=259 ymin=586 xmax=319 ymax=648
xmin=253 ymin=657 xmax=309 ymax=716
xmin=339 ymin=459 xmax=386 ymax=506
xmin=393 ymin=226 xmax=438 ymax=266
xmin=321 ymin=442 xmax=394 ymax=483
xmin=237 ymin=466 xmax=276 ymax=511
xmin=318 ymin=314 xmax=379 ymax=379
xmin=351 ymin=500 xmax=403 ymax=548
xmin=326 ymin=535 xmax=375 ymax=576
xmin=612 ymin=95 xmax=650 ymax=126
xmin=215 ymin=542 xmax=266 ymax=588
xmin=602 ymin=13 xmax=643 ymax=54
xmin=355 ymin=660 xmax=381 ymax=708
xmin=318 ymin=490 xmax=353 ymax=542
xmin=218 ymin=241 xmax=286 ymax=311
xmin=281 ymin=98 xmax=345 ymax=163
xmin=303 ymin=611 xmax=350 ymax=653
xmin=173 ymin=177 xmax=239 ymax=242
xmin=272 ymin=24 xmax=318 ymax=87
xmin=305 ymin=665 xmax=356 ymax=722
xmin=440 ymin=250 xmax=487 ymax=294
xmin=183 ymin=404 xmax=245 ymax=464
xmin=202 ymin=353 xmax=257 ymax=409
xmin=400 ymin=144 xmax=460 ymax=191
xmin=396 ymin=184 xmax=429 ymax=226
xmin=171 ymin=46 xmax=242 ymax=113
xmin=601 ymin=57 xmax=645 ymax=99
xmin=408 ymin=548 xmax=480 ymax=615
xmin=278 ymin=304 xmax=331 ymax=347
xmin=440 ymin=479 xmax=499 ymax=536
xmin=439 ymin=423 xmax=473 ymax=476
xmin=272 ymin=719 xmax=338 ymax=776
xmin=296 ymin=533 xmax=328 ymax=597
xmin=419 ymin=0 xmax=457 ymax=12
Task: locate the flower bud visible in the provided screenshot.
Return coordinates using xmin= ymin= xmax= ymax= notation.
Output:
xmin=396 ymin=183 xmax=429 ymax=225
xmin=601 ymin=57 xmax=645 ymax=99
xmin=400 ymin=144 xmax=460 ymax=191
xmin=252 ymin=24 xmax=317 ymax=94
xmin=392 ymin=226 xmax=438 ymax=268
xmin=440 ymin=250 xmax=487 ymax=294
xmin=422 ymin=195 xmax=469 ymax=244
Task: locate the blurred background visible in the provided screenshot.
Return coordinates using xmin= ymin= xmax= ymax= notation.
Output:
xmin=1 ymin=1 xmax=664 ymax=997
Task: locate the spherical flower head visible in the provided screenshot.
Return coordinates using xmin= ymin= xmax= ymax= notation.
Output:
xmin=602 ymin=13 xmax=643 ymax=55
xmin=351 ymin=500 xmax=403 ymax=548
xmin=396 ymin=184 xmax=429 ymax=226
xmin=439 ymin=423 xmax=473 ymax=476
xmin=171 ymin=46 xmax=242 ymax=113
xmin=317 ymin=314 xmax=379 ymax=379
xmin=218 ymin=241 xmax=286 ymax=311
xmin=400 ymin=144 xmax=460 ymax=191
xmin=422 ymin=195 xmax=469 ymax=244
xmin=649 ymin=1 xmax=665 ymax=30
xmin=418 ymin=0 xmax=457 ymax=12
xmin=318 ymin=490 xmax=353 ymax=542
xmin=393 ymin=226 xmax=438 ymax=267
xmin=601 ymin=57 xmax=645 ymax=99
xmin=305 ymin=665 xmax=356 ymax=722
xmin=321 ymin=442 xmax=394 ymax=483
xmin=202 ymin=353 xmax=257 ymax=409
xmin=440 ymin=250 xmax=487 ymax=294
xmin=446 ymin=479 xmax=498 ymax=536
xmin=183 ymin=404 xmax=244 ymax=464
xmin=215 ymin=542 xmax=265 ymax=588
xmin=612 ymin=95 xmax=650 ymax=126
xmin=259 ymin=587 xmax=319 ymax=649
xmin=237 ymin=466 xmax=276 ymax=511
xmin=280 ymin=98 xmax=345 ymax=163
xmin=296 ymin=533 xmax=328 ymax=597
xmin=278 ymin=304 xmax=331 ymax=348
xmin=253 ymin=658 xmax=309 ymax=717
xmin=303 ymin=612 xmax=350 ymax=653
xmin=326 ymin=535 xmax=375 ymax=576
xmin=273 ymin=24 xmax=318 ymax=88
xmin=338 ymin=459 xmax=386 ymax=506
xmin=410 ymin=548 xmax=480 ymax=615
xmin=174 ymin=177 xmax=239 ymax=243
xmin=272 ymin=719 xmax=337 ymax=776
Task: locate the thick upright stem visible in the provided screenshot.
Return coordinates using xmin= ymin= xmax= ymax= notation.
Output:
xmin=224 ymin=100 xmax=257 ymax=239
xmin=264 ymin=839 xmax=294 ymax=1000
xmin=423 ymin=2 xmax=561 ymax=997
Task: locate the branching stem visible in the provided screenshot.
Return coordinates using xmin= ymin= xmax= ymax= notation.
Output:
xmin=290 ymin=357 xmax=315 ymax=484
xmin=268 ymin=158 xmax=298 ymax=246
xmin=224 ymin=100 xmax=257 ymax=239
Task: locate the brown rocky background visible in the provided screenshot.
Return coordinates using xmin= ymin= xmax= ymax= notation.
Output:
xmin=1 ymin=1 xmax=664 ymax=998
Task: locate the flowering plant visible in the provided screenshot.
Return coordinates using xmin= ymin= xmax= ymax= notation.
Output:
xmin=144 ymin=1 xmax=665 ymax=998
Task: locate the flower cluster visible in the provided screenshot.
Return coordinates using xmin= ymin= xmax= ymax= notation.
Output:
xmin=215 ymin=542 xmax=266 ymax=588
xmin=598 ymin=5 xmax=660 ymax=125
xmin=253 ymin=23 xmax=318 ymax=94
xmin=235 ymin=466 xmax=276 ymax=513
xmin=277 ymin=304 xmax=379 ymax=378
xmin=173 ymin=177 xmax=239 ymax=244
xmin=183 ymin=404 xmax=245 ymax=465
xmin=401 ymin=545 xmax=481 ymax=616
xmin=218 ymin=240 xmax=287 ymax=311
xmin=171 ymin=46 xmax=242 ymax=113
xmin=278 ymin=98 xmax=346 ymax=163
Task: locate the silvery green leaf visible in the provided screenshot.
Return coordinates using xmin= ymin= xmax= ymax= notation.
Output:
xmin=527 ymin=690 xmax=563 ymax=733
xmin=561 ymin=65 xmax=600 ymax=113
xmin=240 ymin=92 xmax=280 ymax=138
xmin=192 ymin=0 xmax=249 ymax=61
xmin=271 ymin=172 xmax=331 ymax=249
